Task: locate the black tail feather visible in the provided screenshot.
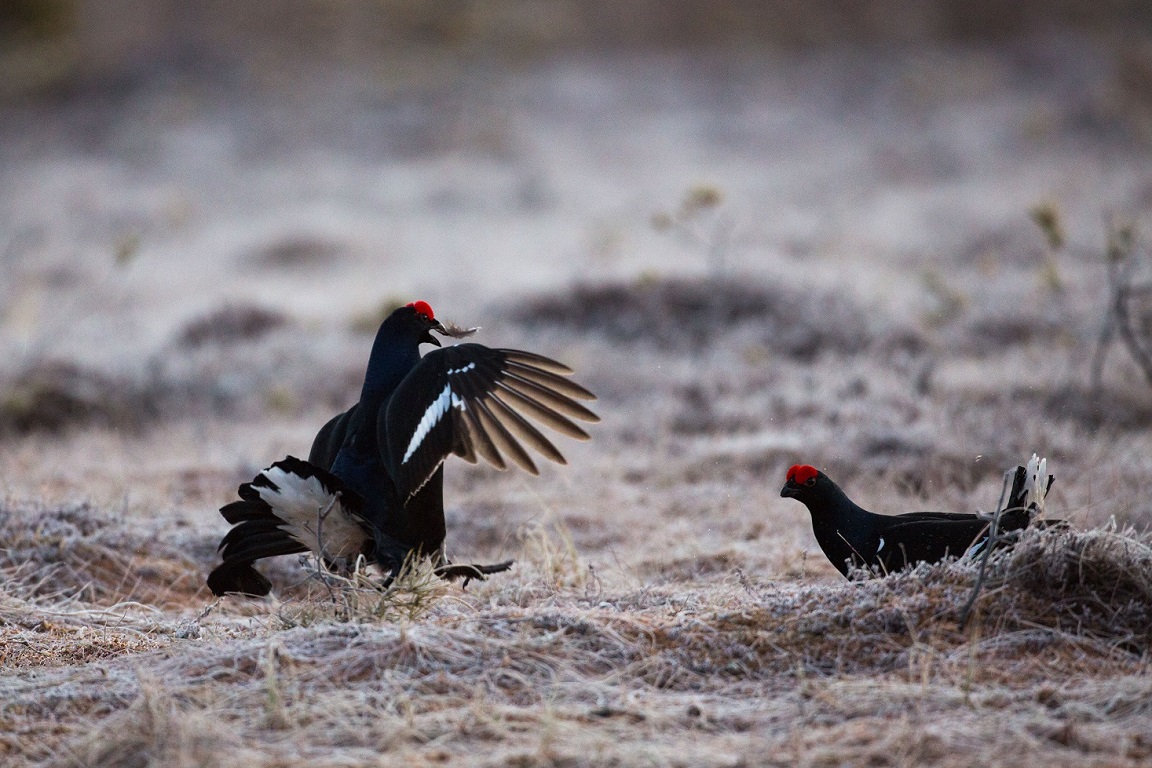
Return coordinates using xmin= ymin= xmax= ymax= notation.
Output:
xmin=1000 ymin=463 xmax=1058 ymax=532
xmin=207 ymin=560 xmax=275 ymax=597
xmin=209 ymin=455 xmax=369 ymax=597
xmin=219 ymin=522 xmax=308 ymax=563
xmin=219 ymin=498 xmax=277 ymax=525
xmin=209 ymin=523 xmax=307 ymax=596
xmin=435 ymin=560 xmax=515 ymax=586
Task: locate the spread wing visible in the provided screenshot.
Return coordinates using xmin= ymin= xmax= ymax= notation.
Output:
xmin=381 ymin=344 xmax=599 ymax=501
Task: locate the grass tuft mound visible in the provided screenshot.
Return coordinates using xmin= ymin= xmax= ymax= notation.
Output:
xmin=993 ymin=524 xmax=1152 ymax=647
xmin=512 ymin=276 xmax=873 ymax=357
xmin=0 ymin=501 xmax=209 ymax=607
xmin=177 ymin=304 xmax=290 ymax=348
xmin=0 ymin=362 xmax=159 ymax=438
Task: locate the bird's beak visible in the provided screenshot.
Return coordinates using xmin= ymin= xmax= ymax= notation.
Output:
xmin=780 ymin=484 xmax=798 ymax=498
xmin=422 ymin=323 xmax=444 ymax=347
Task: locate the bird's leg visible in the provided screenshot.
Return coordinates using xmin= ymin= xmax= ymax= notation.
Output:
xmin=426 ymin=545 xmax=513 ymax=587
xmin=369 ymin=532 xmax=414 ymax=592
xmin=434 ymin=560 xmax=515 ymax=588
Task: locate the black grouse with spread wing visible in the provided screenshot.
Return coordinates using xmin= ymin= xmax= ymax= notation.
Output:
xmin=208 ymin=301 xmax=598 ymax=596
xmin=780 ymin=459 xmax=1054 ymax=578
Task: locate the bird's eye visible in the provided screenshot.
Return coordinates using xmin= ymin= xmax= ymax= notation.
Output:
xmin=804 ymin=477 xmax=816 ymax=487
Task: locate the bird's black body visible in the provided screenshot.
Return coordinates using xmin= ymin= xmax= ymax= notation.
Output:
xmin=780 ymin=463 xmax=1054 ymax=578
xmin=208 ymin=302 xmax=598 ymax=596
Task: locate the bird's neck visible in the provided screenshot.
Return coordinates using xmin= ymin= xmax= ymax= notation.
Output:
xmin=360 ymin=324 xmax=421 ymax=403
xmin=807 ymin=488 xmax=878 ymax=557
xmin=336 ymin=324 xmax=421 ymax=464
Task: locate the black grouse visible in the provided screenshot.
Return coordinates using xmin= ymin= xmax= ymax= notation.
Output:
xmin=780 ymin=458 xmax=1054 ymax=578
xmin=207 ymin=301 xmax=598 ymax=596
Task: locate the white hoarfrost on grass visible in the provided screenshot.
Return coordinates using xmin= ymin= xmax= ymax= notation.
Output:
xmin=1 ymin=467 xmax=1152 ymax=766
xmin=3 ymin=34 xmax=1152 ymax=767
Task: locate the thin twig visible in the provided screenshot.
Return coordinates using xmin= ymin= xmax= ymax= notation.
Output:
xmin=1097 ymin=218 xmax=1152 ymax=389
xmin=958 ymin=470 xmax=1013 ymax=631
xmin=1090 ymin=257 xmax=1121 ymax=392
xmin=1114 ymin=278 xmax=1152 ymax=387
xmin=313 ymin=492 xmax=342 ymax=603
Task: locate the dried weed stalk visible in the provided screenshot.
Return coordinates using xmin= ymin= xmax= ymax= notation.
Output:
xmin=274 ymin=554 xmax=457 ymax=628
xmin=518 ymin=515 xmax=586 ymax=590
xmin=1083 ymin=217 xmax=1152 ymax=390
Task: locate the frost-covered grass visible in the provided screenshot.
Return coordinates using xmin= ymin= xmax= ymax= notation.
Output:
xmin=4 ymin=31 xmax=1152 ymax=767
xmin=2 ymin=497 xmax=1150 ymax=766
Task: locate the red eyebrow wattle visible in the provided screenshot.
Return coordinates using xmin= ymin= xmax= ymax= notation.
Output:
xmin=407 ymin=301 xmax=435 ymax=320
xmin=787 ymin=464 xmax=818 ymax=483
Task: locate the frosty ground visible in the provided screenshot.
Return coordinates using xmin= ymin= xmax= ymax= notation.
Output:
xmin=2 ymin=34 xmax=1152 ymax=766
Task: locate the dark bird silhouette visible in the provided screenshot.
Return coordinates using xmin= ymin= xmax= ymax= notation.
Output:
xmin=780 ymin=458 xmax=1054 ymax=578
xmin=208 ymin=301 xmax=598 ymax=596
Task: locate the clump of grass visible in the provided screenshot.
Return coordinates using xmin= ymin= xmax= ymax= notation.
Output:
xmin=177 ymin=304 xmax=290 ymax=348
xmin=511 ymin=276 xmax=872 ymax=358
xmin=654 ymin=524 xmax=1152 ymax=684
xmin=519 ymin=516 xmax=586 ymax=590
xmin=991 ymin=523 xmax=1152 ymax=645
xmin=274 ymin=555 xmax=456 ymax=627
xmin=59 ymin=679 xmax=230 ymax=768
xmin=0 ymin=361 xmax=159 ymax=438
xmin=0 ymin=501 xmax=206 ymax=607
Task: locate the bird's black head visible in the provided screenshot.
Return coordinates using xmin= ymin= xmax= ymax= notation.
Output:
xmin=391 ymin=300 xmax=446 ymax=347
xmin=386 ymin=301 xmax=480 ymax=347
xmin=780 ymin=464 xmax=836 ymax=502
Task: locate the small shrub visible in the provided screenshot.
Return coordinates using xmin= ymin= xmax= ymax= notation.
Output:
xmin=0 ymin=361 xmax=158 ymax=437
xmin=512 ymin=276 xmax=873 ymax=358
xmin=177 ymin=304 xmax=289 ymax=348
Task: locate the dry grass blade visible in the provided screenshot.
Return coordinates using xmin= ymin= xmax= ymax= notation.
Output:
xmin=959 ymin=466 xmax=1016 ymax=630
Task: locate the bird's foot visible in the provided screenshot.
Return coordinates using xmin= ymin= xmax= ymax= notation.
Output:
xmin=435 ymin=560 xmax=515 ymax=588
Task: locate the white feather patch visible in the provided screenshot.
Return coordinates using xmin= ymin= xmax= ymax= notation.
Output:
xmin=259 ymin=466 xmax=368 ymax=562
xmin=448 ymin=362 xmax=476 ymax=375
xmin=876 ymin=537 xmax=885 ymax=553
xmin=1026 ymin=453 xmax=1048 ymax=516
xmin=402 ymin=382 xmax=465 ymax=465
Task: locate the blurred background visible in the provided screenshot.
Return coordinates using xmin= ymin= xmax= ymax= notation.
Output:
xmin=3 ymin=0 xmax=1151 ymax=341
xmin=2 ymin=0 xmax=1152 ymax=517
